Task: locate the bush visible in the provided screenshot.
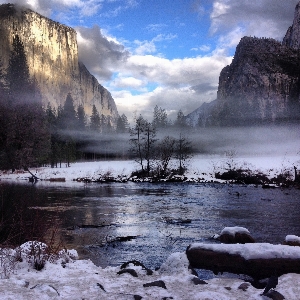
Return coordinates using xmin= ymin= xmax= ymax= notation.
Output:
xmin=215 ymin=169 xmax=270 ymax=184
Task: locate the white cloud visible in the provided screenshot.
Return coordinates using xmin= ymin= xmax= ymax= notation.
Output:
xmin=134 ymin=40 xmax=157 ymax=55
xmin=132 ymin=33 xmax=177 ymax=55
xmin=112 ymin=76 xmax=146 ymax=89
xmin=146 ymin=23 xmax=168 ymax=32
xmin=107 ymin=53 xmax=232 ymax=122
xmin=123 ymin=54 xmax=231 ymax=89
xmin=191 ymin=45 xmax=211 ymax=52
xmin=76 ymin=25 xmax=129 ymax=80
xmin=1 ymin=0 xmax=137 ymax=19
xmin=210 ymin=0 xmax=299 ymax=51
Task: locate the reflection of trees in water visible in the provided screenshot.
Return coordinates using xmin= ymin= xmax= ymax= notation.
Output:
xmin=2 ymin=182 xmax=300 ymax=269
xmin=0 ymin=183 xmax=50 ymax=246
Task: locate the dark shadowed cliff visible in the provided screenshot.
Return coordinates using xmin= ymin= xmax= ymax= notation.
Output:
xmin=187 ymin=1 xmax=300 ymax=127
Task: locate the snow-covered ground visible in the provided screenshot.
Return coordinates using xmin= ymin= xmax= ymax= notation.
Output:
xmin=1 ymin=156 xmax=300 ymax=299
xmin=1 ymin=242 xmax=300 ymax=300
xmin=0 ymin=154 xmax=299 ymax=185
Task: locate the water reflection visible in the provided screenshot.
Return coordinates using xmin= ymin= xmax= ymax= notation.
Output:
xmin=1 ymin=181 xmax=300 ymax=268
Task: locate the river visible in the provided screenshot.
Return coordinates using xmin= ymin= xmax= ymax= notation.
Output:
xmin=1 ymin=181 xmax=300 ymax=270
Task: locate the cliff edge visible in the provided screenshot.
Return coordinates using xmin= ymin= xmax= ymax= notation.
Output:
xmin=187 ymin=1 xmax=300 ymax=127
xmin=0 ymin=4 xmax=118 ymax=126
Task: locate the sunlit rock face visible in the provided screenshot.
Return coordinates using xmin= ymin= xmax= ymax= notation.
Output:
xmin=0 ymin=4 xmax=118 ymax=125
xmin=187 ymin=2 xmax=300 ymax=127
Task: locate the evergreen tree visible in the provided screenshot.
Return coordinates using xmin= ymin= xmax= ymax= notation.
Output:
xmin=174 ymin=110 xmax=186 ymax=128
xmin=90 ymin=105 xmax=101 ymax=131
xmin=6 ymin=35 xmax=33 ymax=103
xmin=0 ymin=59 xmax=7 ymax=167
xmin=76 ymin=104 xmax=86 ymax=130
xmin=1 ymin=36 xmax=50 ymax=170
xmin=61 ymin=93 xmax=77 ymax=130
xmin=45 ymin=103 xmax=57 ymax=130
xmin=153 ymin=105 xmax=168 ymax=129
xmin=116 ymin=114 xmax=129 ymax=133
xmin=0 ymin=57 xmax=7 ymax=100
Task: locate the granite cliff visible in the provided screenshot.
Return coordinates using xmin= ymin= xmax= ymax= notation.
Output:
xmin=187 ymin=1 xmax=300 ymax=127
xmin=0 ymin=4 xmax=118 ymax=126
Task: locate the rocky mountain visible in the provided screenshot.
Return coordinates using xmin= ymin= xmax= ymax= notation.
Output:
xmin=187 ymin=2 xmax=300 ymax=127
xmin=0 ymin=4 xmax=118 ymax=126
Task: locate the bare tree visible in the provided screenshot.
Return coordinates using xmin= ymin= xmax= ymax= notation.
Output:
xmin=175 ymin=133 xmax=193 ymax=175
xmin=130 ymin=115 xmax=147 ymax=173
xmin=157 ymin=135 xmax=176 ymax=176
xmin=143 ymin=121 xmax=156 ymax=176
xmin=130 ymin=115 xmax=157 ymax=176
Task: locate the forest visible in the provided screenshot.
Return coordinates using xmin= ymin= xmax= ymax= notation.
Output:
xmin=0 ymin=34 xmax=192 ymax=174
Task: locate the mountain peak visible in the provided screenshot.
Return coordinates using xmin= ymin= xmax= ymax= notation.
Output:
xmin=282 ymin=1 xmax=300 ymax=49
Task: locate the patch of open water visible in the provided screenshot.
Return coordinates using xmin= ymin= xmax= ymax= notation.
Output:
xmin=1 ymin=181 xmax=300 ymax=270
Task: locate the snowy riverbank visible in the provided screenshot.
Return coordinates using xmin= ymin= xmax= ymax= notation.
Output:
xmin=1 ymin=242 xmax=300 ymax=299
xmin=0 ymin=154 xmax=299 ymax=185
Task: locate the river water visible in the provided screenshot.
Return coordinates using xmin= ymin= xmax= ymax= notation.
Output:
xmin=1 ymin=181 xmax=300 ymax=270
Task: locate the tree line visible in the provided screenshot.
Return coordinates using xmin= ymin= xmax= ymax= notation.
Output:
xmin=0 ymin=34 xmax=192 ymax=173
xmin=0 ymin=35 xmax=131 ymax=170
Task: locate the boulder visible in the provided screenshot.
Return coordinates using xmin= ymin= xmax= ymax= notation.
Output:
xmin=283 ymin=235 xmax=300 ymax=246
xmin=186 ymin=243 xmax=300 ymax=280
xmin=219 ymin=227 xmax=255 ymax=244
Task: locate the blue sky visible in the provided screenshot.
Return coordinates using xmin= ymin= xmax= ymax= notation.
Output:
xmin=3 ymin=0 xmax=300 ymax=122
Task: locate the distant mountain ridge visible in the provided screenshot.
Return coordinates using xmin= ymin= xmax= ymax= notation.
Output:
xmin=0 ymin=3 xmax=118 ymax=126
xmin=187 ymin=1 xmax=300 ymax=127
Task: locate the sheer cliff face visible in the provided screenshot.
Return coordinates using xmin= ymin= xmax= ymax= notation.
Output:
xmin=0 ymin=4 xmax=118 ymax=125
xmin=283 ymin=2 xmax=300 ymax=49
xmin=188 ymin=1 xmax=300 ymax=127
xmin=213 ymin=37 xmax=300 ymax=126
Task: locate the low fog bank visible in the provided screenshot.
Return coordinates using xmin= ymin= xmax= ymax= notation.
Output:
xmin=190 ymin=124 xmax=300 ymax=157
xmin=61 ymin=124 xmax=300 ymax=161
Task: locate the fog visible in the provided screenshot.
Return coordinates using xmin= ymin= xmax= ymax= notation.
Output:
xmin=63 ymin=124 xmax=300 ymax=162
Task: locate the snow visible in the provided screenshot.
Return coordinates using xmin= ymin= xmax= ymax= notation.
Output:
xmin=285 ymin=235 xmax=300 ymax=243
xmin=0 ymin=160 xmax=135 ymax=187
xmin=220 ymin=227 xmax=250 ymax=237
xmin=0 ymin=153 xmax=299 ymax=185
xmin=1 ymin=245 xmax=300 ymax=299
xmin=189 ymin=242 xmax=300 ymax=260
xmin=1 ymin=155 xmax=300 ymax=298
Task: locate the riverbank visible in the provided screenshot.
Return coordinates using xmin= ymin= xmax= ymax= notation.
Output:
xmin=1 ymin=242 xmax=300 ymax=299
xmin=0 ymin=154 xmax=299 ymax=185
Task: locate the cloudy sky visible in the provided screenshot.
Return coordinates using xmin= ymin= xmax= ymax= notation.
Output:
xmin=2 ymin=0 xmax=300 ymax=122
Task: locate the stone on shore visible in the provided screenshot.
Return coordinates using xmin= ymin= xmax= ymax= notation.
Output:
xmin=186 ymin=243 xmax=300 ymax=280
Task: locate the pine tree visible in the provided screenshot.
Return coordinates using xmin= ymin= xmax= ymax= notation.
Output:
xmin=0 ymin=57 xmax=7 ymax=100
xmin=0 ymin=59 xmax=7 ymax=168
xmin=6 ymin=35 xmax=33 ymax=103
xmin=116 ymin=114 xmax=129 ymax=133
xmin=174 ymin=110 xmax=186 ymax=128
xmin=90 ymin=105 xmax=101 ymax=131
xmin=153 ymin=105 xmax=168 ymax=129
xmin=61 ymin=93 xmax=77 ymax=130
xmin=1 ymin=35 xmax=50 ymax=170
xmin=76 ymin=104 xmax=86 ymax=130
